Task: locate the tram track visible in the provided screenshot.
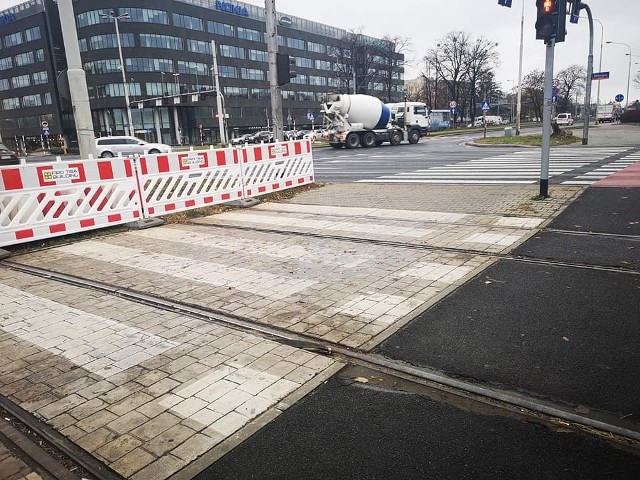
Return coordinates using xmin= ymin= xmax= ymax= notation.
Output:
xmin=2 ymin=257 xmax=640 ymax=451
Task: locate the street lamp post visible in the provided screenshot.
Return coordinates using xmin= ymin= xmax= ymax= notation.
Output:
xmin=100 ymin=11 xmax=133 ymax=137
xmin=606 ymin=41 xmax=632 ymax=107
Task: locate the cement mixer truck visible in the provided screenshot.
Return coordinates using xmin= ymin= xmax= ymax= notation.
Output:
xmin=321 ymin=94 xmax=424 ymax=149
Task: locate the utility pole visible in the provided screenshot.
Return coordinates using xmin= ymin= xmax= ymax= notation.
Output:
xmin=265 ymin=0 xmax=284 ymax=142
xmin=57 ymin=0 xmax=96 ymax=158
xmin=211 ymin=41 xmax=227 ymax=145
xmin=580 ymin=2 xmax=594 ymax=145
xmin=540 ymin=40 xmax=555 ymax=198
xmin=515 ymin=0 xmax=525 ymax=135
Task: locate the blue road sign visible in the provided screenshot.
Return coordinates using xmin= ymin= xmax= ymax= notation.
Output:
xmin=42 ymin=127 xmax=50 ymax=136
xmin=481 ymin=101 xmax=490 ymax=111
xmin=591 ymin=72 xmax=610 ymax=80
xmin=307 ymin=112 xmax=316 ymax=121
xmin=552 ymin=95 xmax=558 ymax=104
xmin=615 ymin=94 xmax=624 ymax=102
xmin=450 ymin=107 xmax=458 ymax=116
xmin=570 ymin=13 xmax=579 ymax=24
xmin=497 ymin=0 xmax=512 ymax=7
xmin=552 ymin=86 xmax=560 ymax=96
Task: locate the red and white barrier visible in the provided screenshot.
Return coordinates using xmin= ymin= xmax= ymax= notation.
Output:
xmin=0 ymin=141 xmax=315 ymax=248
xmin=240 ymin=140 xmax=314 ymax=198
xmin=0 ymin=158 xmax=141 ymax=247
xmin=136 ymin=147 xmax=244 ymax=217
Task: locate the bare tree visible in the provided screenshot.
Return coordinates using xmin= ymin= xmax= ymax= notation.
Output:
xmin=329 ymin=29 xmax=381 ymax=96
xmin=523 ymin=69 xmax=544 ymax=121
xmin=464 ymin=38 xmax=500 ymax=121
xmin=377 ymin=35 xmax=411 ymax=103
xmin=556 ymin=64 xmax=586 ymax=113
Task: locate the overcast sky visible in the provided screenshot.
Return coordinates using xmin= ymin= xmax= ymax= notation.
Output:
xmin=0 ymin=0 xmax=637 ymax=104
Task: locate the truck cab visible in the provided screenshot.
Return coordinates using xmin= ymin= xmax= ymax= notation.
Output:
xmin=387 ymin=102 xmax=430 ymax=135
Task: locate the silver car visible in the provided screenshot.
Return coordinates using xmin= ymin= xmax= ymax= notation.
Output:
xmin=95 ymin=136 xmax=172 ymax=158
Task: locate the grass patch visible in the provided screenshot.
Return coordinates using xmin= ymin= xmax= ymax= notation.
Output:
xmin=474 ymin=133 xmax=581 ymax=146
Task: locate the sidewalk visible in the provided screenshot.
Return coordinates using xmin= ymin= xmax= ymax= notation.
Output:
xmin=1 ymin=127 xmax=639 ymax=479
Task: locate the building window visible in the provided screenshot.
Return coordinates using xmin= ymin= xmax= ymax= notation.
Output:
xmin=78 ymin=38 xmax=88 ymax=52
xmin=172 ymin=13 xmax=203 ymax=31
xmin=24 ymin=26 xmax=41 ymax=42
xmin=91 ymin=83 xmax=142 ymax=99
xmin=76 ymin=10 xmax=102 ymax=28
xmin=297 ymin=57 xmax=313 ymax=69
xmin=89 ymin=33 xmax=135 ymax=50
xmin=32 ymin=71 xmax=48 ymax=85
xmin=140 ymin=34 xmax=183 ymax=50
xmin=237 ymin=27 xmax=262 ymax=42
xmin=177 ymin=61 xmax=208 ymax=75
xmin=208 ymin=21 xmax=234 ymax=37
xmin=248 ymin=49 xmax=268 ymax=62
xmin=286 ymin=37 xmax=305 ymax=50
xmin=277 ymin=35 xmax=285 ymax=47
xmin=250 ymin=88 xmax=270 ymax=99
xmin=84 ymin=59 xmax=120 ymax=74
xmin=187 ymin=39 xmax=211 ymax=54
xmin=14 ymin=51 xmax=35 ymax=66
xmin=309 ymin=75 xmax=327 ymax=86
xmin=224 ymin=86 xmax=248 ymax=98
xmin=0 ymin=78 xmax=9 ymax=90
xmin=240 ymin=68 xmax=265 ymax=81
xmin=308 ymin=41 xmax=326 ymax=54
xmin=315 ymin=59 xmax=331 ymax=71
xmin=43 ymin=92 xmax=52 ymax=105
xmin=3 ymin=31 xmax=22 ymax=47
xmin=2 ymin=97 xmax=20 ymax=110
xmin=0 ymin=56 xmax=13 ymax=70
xmin=297 ymin=91 xmax=314 ymax=102
xmin=35 ymin=49 xmax=44 ymax=62
xmin=22 ymin=94 xmax=42 ymax=107
xmin=219 ymin=44 xmax=244 ymax=59
xmin=291 ymin=74 xmax=307 ymax=85
xmin=126 ymin=58 xmax=174 ymax=73
xmin=11 ymin=74 xmax=30 ymax=88
xmin=119 ymin=8 xmax=169 ymax=24
xmin=218 ymin=65 xmax=237 ymax=78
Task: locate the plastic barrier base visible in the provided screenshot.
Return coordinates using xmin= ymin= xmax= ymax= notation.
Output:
xmin=126 ymin=217 xmax=165 ymax=230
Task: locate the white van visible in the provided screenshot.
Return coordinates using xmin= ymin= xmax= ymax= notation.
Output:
xmin=473 ymin=116 xmax=502 ymax=127
xmin=554 ymin=113 xmax=574 ymax=125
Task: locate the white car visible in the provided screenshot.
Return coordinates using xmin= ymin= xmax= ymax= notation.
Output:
xmin=95 ymin=136 xmax=172 ymax=158
xmin=554 ymin=113 xmax=574 ymax=125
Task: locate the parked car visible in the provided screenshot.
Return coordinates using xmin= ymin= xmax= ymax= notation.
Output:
xmin=95 ymin=136 xmax=172 ymax=158
xmin=247 ymin=131 xmax=274 ymax=144
xmin=0 ymin=143 xmax=20 ymax=166
xmin=553 ymin=113 xmax=574 ymax=125
xmin=231 ymin=134 xmax=252 ymax=145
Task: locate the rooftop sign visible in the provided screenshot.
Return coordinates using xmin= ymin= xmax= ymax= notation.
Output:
xmin=215 ymin=1 xmax=249 ymax=17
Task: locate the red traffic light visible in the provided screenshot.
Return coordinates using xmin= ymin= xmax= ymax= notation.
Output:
xmin=541 ymin=0 xmax=554 ymax=14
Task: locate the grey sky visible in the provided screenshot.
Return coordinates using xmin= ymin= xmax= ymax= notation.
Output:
xmin=1 ymin=0 xmax=637 ymax=104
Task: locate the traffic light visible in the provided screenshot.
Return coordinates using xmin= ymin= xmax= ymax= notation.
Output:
xmin=535 ymin=0 xmax=567 ymax=44
xmin=276 ymin=53 xmax=296 ymax=86
xmin=497 ymin=0 xmax=512 ymax=7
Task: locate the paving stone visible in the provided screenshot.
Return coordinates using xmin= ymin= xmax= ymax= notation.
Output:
xmin=130 ymin=412 xmax=182 ymax=441
xmin=110 ymin=447 xmax=157 ymax=478
xmin=145 ymin=424 xmax=196 ymax=457
xmin=95 ymin=434 xmax=142 ymax=463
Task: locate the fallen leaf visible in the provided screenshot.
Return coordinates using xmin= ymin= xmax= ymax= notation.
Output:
xmin=562 ymin=336 xmax=570 ymax=342
xmin=353 ymin=377 xmax=369 ymax=384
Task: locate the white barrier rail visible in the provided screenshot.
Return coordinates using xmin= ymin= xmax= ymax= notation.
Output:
xmin=241 ymin=140 xmax=315 ymax=198
xmin=136 ymin=147 xmax=244 ymax=218
xmin=0 ymin=157 xmax=141 ymax=247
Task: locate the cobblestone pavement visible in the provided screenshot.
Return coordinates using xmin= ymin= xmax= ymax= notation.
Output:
xmin=0 ymin=441 xmax=42 ymax=480
xmin=0 ymin=184 xmax=583 ymax=479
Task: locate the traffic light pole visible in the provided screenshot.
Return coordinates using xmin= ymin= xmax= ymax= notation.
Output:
xmin=581 ymin=2 xmax=594 ymax=145
xmin=540 ymin=39 xmax=556 ymax=198
xmin=211 ymin=41 xmax=227 ymax=145
xmin=265 ymin=0 xmax=284 ymax=142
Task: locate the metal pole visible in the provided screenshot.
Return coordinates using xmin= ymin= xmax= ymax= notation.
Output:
xmin=582 ymin=3 xmax=594 ymax=145
xmin=540 ymin=40 xmax=556 ymax=198
xmin=515 ymin=0 xmax=525 ymax=135
xmin=626 ymin=49 xmax=632 ymax=108
xmin=210 ymin=41 xmax=227 ymax=145
xmin=265 ymin=0 xmax=283 ymax=142
xmin=57 ymin=0 xmax=96 ymax=158
xmin=112 ymin=16 xmax=134 ymax=137
xmin=594 ymin=18 xmax=603 ymax=122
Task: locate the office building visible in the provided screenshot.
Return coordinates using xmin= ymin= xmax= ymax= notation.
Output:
xmin=0 ymin=0 xmax=404 ymax=152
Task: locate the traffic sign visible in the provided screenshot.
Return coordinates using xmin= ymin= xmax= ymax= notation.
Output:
xmin=41 ymin=121 xmax=48 ymax=128
xmin=307 ymin=112 xmax=316 ymax=121
xmin=449 ymin=101 xmax=457 ymax=109
xmin=615 ymin=94 xmax=624 ymax=102
xmin=42 ymin=127 xmax=50 ymax=136
xmin=450 ymin=107 xmax=458 ymax=116
xmin=481 ymin=101 xmax=490 ymax=111
xmin=552 ymin=86 xmax=559 ymax=96
xmin=591 ymin=72 xmax=610 ymax=80
xmin=552 ymin=95 xmax=558 ymax=104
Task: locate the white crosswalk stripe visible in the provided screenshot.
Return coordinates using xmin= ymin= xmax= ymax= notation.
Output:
xmin=355 ymin=147 xmax=634 ymax=185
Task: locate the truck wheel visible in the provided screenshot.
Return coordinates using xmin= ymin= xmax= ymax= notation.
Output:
xmin=361 ymin=132 xmax=376 ymax=148
xmin=408 ymin=129 xmax=421 ymax=144
xmin=390 ymin=131 xmax=402 ymax=146
xmin=345 ymin=132 xmax=360 ymax=149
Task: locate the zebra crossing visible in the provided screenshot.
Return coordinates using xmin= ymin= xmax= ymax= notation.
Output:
xmin=356 ymin=147 xmax=638 ymax=185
